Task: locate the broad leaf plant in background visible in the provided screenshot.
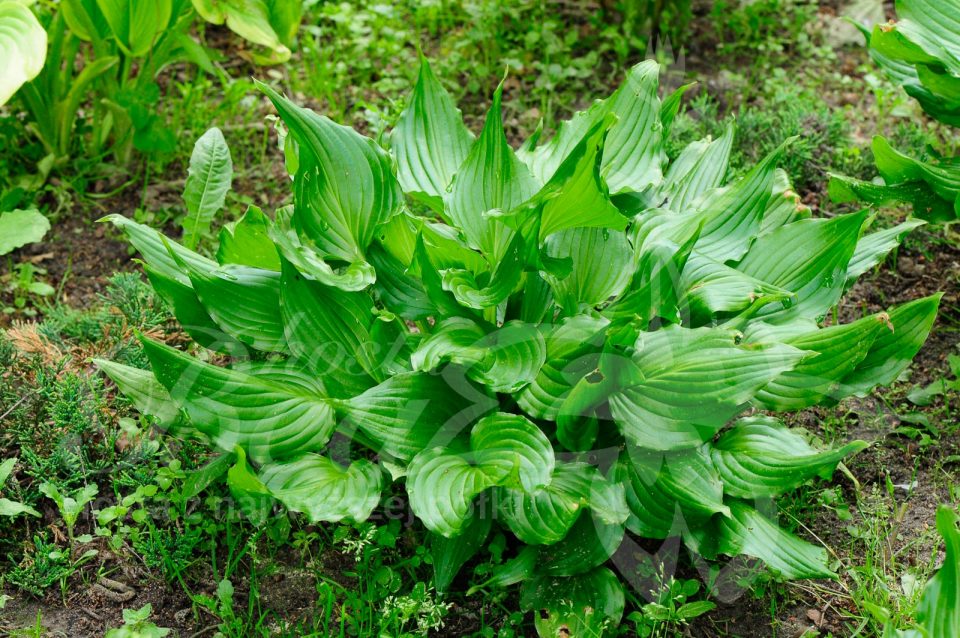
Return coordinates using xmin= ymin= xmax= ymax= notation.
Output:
xmin=1 ymin=0 xmax=304 ymax=184
xmin=830 ymin=0 xmax=960 ymax=222
xmin=97 ymin=58 xmax=941 ymax=635
xmin=0 ymin=0 xmax=47 ymax=107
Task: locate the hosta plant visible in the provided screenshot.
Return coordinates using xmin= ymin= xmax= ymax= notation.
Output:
xmin=830 ymin=0 xmax=960 ymax=221
xmin=98 ymin=59 xmax=940 ymax=635
xmin=191 ymin=0 xmax=302 ymax=64
xmin=10 ymin=0 xmax=217 ymax=175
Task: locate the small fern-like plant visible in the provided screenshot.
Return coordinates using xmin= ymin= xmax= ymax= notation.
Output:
xmin=98 ymin=59 xmax=940 ymax=635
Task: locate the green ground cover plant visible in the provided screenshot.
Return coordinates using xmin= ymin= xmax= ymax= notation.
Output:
xmin=95 ymin=57 xmax=943 ymax=636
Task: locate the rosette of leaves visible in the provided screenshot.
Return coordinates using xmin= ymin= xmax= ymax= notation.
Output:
xmin=830 ymin=0 xmax=960 ymax=221
xmin=97 ymin=59 xmax=940 ymax=636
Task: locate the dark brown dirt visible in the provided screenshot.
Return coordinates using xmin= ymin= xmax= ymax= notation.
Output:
xmin=0 ymin=209 xmax=134 ymax=326
xmin=0 ymin=577 xmax=194 ymax=637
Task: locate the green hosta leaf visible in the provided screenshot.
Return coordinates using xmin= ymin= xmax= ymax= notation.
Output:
xmin=412 ymin=318 xmax=546 ymax=393
xmin=430 ymin=510 xmax=491 ymax=593
xmin=102 ymin=215 xmax=217 ymax=286
xmin=509 ymin=113 xmax=627 ymax=243
xmin=0 ymin=209 xmax=50 ymax=255
xmin=95 ymin=0 xmax=171 ymax=57
xmin=407 ymin=413 xmax=553 ymax=537
xmin=182 ymin=262 xmax=286 ymax=353
xmin=623 ymin=445 xmax=729 ymax=520
xmin=694 ymin=137 xmax=793 ymax=262
xmin=279 ymin=259 xmax=379 ymax=388
xmin=411 ymin=317 xmax=487 ymax=370
xmin=0 ymin=2 xmax=45 ymax=105
xmin=517 ymin=315 xmax=608 ymax=420
xmin=872 ymin=136 xmax=960 ymax=210
xmin=660 ymin=81 xmax=696 ymax=139
xmin=192 ymin=0 xmax=300 ymax=63
xmin=847 ymin=217 xmax=925 ymax=282
xmin=259 ymin=82 xmax=401 ymax=264
xmin=617 ymin=452 xmax=689 ymax=538
xmin=368 ymin=244 xmax=433 ymax=320
xmin=217 ymin=206 xmax=281 ymax=270
xmin=336 ymin=372 xmax=496 ymax=462
xmin=269 ymin=207 xmax=376 ymax=291
xmin=413 ymin=233 xmax=479 ymax=320
xmin=679 ymin=254 xmax=794 ymax=321
xmin=828 ymin=173 xmax=956 ymax=222
xmin=445 ymin=81 xmax=537 ymax=260
xmin=95 ymin=360 xmax=180 ymax=427
xmin=141 ymin=337 xmax=336 ymax=463
xmin=609 ymin=326 xmax=804 ymax=450
xmin=392 ymin=56 xmax=474 ymax=211
xmin=267 ymin=0 xmax=301 ymax=47
xmin=406 ymin=448 xmax=492 ymax=537
xmin=259 ymin=454 xmax=382 ymax=523
xmin=554 ymin=346 xmax=658 ymax=451
xmin=515 ymin=272 xmax=554 ymax=323
xmin=867 ymin=31 xmax=956 ymax=124
xmin=226 ymin=446 xmax=274 ymax=525
xmin=182 ymin=127 xmax=233 ymax=250
xmin=737 ymin=210 xmax=868 ymax=321
xmin=543 ymin=227 xmax=633 ymax=314
xmin=498 ymin=462 xmax=628 ymax=545
xmin=518 ymin=97 xmax=605 ymax=185
xmin=470 ymin=413 xmax=554 ymax=491
xmin=605 ymin=220 xmax=698 ymax=335
xmin=749 ymin=311 xmax=889 ymax=410
xmin=657 ymin=122 xmax=734 ymax=212
xmin=61 ymin=0 xmax=109 ymax=42
xmin=711 ymin=417 xmax=867 ymax=498
xmin=760 ymin=170 xmax=809 ymax=234
xmin=144 ymin=265 xmax=245 ymax=353
xmin=108 ymin=224 xmax=258 ymax=353
xmin=374 ymin=212 xmax=419 ymax=265
xmin=601 ymin=60 xmax=665 ymax=194
xmin=465 ymin=321 xmax=546 ymax=393
xmin=391 ymin=215 xmax=488 ymax=275
xmin=867 ymin=0 xmax=960 ymax=125
xmin=441 ymin=233 xmax=524 ymax=309
xmin=536 ymin=514 xmax=625 ymax=577
xmin=694 ymin=500 xmax=834 ymax=580
xmin=520 ymin=567 xmax=625 ymax=638
xmin=837 ymin=294 xmax=941 ymax=396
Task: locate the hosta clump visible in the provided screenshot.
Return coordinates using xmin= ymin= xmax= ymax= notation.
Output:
xmin=98 ymin=59 xmax=940 ymax=635
xmin=830 ymin=0 xmax=960 ymax=221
